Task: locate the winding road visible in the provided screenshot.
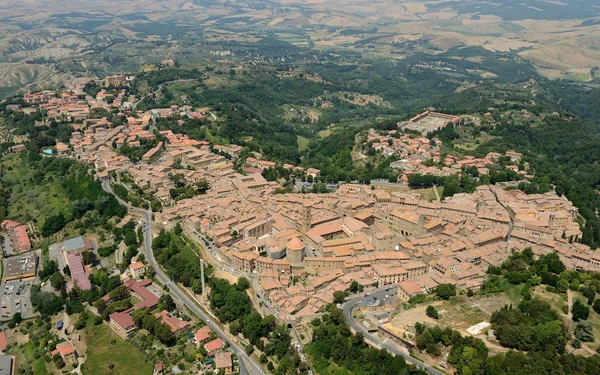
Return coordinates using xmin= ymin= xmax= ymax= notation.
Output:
xmin=102 ymin=180 xmax=264 ymax=375
xmin=343 ymin=288 xmax=445 ymax=375
xmin=104 ymin=178 xmax=444 ymax=375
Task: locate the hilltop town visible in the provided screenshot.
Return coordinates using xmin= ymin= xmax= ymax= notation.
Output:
xmin=2 ymin=0 xmax=600 ymax=370
xmin=6 ymin=81 xmax=597 ymax=320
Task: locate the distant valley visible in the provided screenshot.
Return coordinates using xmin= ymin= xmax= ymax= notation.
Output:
xmin=0 ymin=0 xmax=599 ymax=97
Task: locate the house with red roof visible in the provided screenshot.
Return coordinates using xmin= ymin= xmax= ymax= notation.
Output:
xmin=204 ymin=338 xmax=225 ymax=357
xmin=154 ymin=310 xmax=189 ymax=337
xmin=193 ymin=326 xmax=212 ymax=346
xmin=123 ymin=279 xmax=159 ymax=309
xmin=66 ymin=252 xmax=91 ymax=291
xmin=129 ymin=262 xmax=146 ymax=279
xmin=0 ymin=331 xmax=7 ymax=353
xmin=109 ymin=309 xmax=137 ymax=338
xmin=1 ymin=220 xmax=31 ymax=253
xmin=215 ymin=352 xmax=233 ymax=374
xmin=51 ymin=341 xmax=78 ymax=365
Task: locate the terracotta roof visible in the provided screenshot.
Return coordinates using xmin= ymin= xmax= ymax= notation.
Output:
xmin=110 ymin=310 xmax=135 ymax=330
xmin=124 ymin=279 xmax=159 ymax=309
xmin=215 ymin=352 xmax=233 ymax=369
xmin=66 ymin=252 xmax=91 ymax=290
xmin=204 ymin=338 xmax=225 ymax=353
xmin=51 ymin=341 xmax=76 ymax=357
xmin=0 ymin=331 xmax=7 ymax=352
xmin=155 ymin=310 xmax=189 ymax=333
xmin=194 ymin=326 xmax=212 ymax=343
xmin=130 ymin=262 xmax=145 ymax=271
xmin=287 ymin=238 xmax=304 ymax=251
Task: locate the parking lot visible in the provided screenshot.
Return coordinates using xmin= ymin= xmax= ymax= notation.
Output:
xmin=0 ymin=278 xmax=33 ymax=320
xmin=48 ymin=242 xmax=66 ymax=271
xmin=1 ymin=234 xmax=15 ymax=256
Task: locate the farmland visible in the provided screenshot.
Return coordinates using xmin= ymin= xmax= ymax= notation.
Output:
xmin=0 ymin=0 xmax=598 ymax=98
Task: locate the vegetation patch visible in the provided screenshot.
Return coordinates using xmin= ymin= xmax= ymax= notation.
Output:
xmin=82 ymin=322 xmax=154 ymax=375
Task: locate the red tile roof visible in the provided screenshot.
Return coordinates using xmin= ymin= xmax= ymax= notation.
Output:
xmin=66 ymin=252 xmax=91 ymax=290
xmin=110 ymin=310 xmax=135 ymax=330
xmin=51 ymin=341 xmax=76 ymax=357
xmin=0 ymin=331 xmax=7 ymax=352
xmin=194 ymin=326 xmax=212 ymax=343
xmin=204 ymin=338 xmax=225 ymax=353
xmin=124 ymin=279 xmax=159 ymax=309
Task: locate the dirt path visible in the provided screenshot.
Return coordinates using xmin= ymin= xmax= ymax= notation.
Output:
xmin=432 ymin=185 xmax=441 ymax=202
xmin=567 ymin=289 xmax=574 ymax=337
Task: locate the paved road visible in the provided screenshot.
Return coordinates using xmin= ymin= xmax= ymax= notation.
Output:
xmin=102 ymin=181 xmax=264 ymax=375
xmin=343 ymin=288 xmax=445 ymax=375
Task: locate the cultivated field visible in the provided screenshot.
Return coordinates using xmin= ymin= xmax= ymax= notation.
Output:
xmin=0 ymin=0 xmax=597 ymax=98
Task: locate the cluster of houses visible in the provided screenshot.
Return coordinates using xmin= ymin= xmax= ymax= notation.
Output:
xmin=106 ymin=259 xmax=235 ymax=373
xmin=148 ymin=162 xmax=590 ymax=325
xmin=363 ymin=128 xmax=530 ymax=182
xmin=12 ymin=85 xmax=598 ymax=335
xmin=1 ymin=220 xmax=32 ymax=253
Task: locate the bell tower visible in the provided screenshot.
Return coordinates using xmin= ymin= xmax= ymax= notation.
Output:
xmin=302 ymin=203 xmax=312 ymax=233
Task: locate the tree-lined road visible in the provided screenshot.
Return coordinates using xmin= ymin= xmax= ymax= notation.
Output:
xmin=102 ymin=180 xmax=264 ymax=375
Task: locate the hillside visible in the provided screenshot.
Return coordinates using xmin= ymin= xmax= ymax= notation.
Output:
xmin=0 ymin=1 xmax=599 ymax=97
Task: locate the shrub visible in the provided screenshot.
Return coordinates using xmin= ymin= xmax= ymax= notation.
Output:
xmin=426 ymin=305 xmax=439 ymax=320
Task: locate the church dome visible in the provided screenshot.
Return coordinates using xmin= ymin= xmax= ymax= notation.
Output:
xmin=287 ymin=237 xmax=304 ymax=251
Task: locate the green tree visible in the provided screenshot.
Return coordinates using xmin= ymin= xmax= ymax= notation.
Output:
xmin=192 ymin=279 xmax=203 ymax=294
xmin=237 ymin=277 xmax=250 ymax=291
xmin=8 ymin=312 xmax=22 ymax=328
xmin=50 ymin=272 xmax=64 ymax=290
xmin=39 ymin=260 xmax=59 ymax=280
xmin=593 ymin=299 xmax=600 ymax=315
xmin=436 ymin=284 xmax=456 ymax=300
xmin=242 ymin=312 xmax=263 ymax=345
xmin=575 ymin=321 xmax=594 ymax=342
xmin=153 ymin=321 xmax=176 ymax=345
xmin=572 ymin=299 xmax=590 ymax=322
xmin=158 ymin=294 xmax=176 ymax=312
xmin=333 ymin=291 xmax=347 ymax=304
xmin=349 ymin=280 xmax=359 ymax=293
xmin=426 ymin=305 xmax=439 ymax=320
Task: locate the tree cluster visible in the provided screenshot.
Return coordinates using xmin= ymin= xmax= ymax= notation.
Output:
xmin=490 ymin=298 xmax=565 ymax=353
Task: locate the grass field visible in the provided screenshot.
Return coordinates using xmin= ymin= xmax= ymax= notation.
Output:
xmin=573 ymin=73 xmax=591 ymax=82
xmin=420 ymin=186 xmax=442 ymax=202
xmin=297 ymin=135 xmax=310 ymax=151
xmin=532 ymin=287 xmax=567 ymax=315
xmin=32 ymin=357 xmax=50 ymax=375
xmin=317 ymin=129 xmax=332 ymax=138
xmin=8 ymin=341 xmax=51 ymax=375
xmin=82 ymin=322 xmax=153 ymax=375
xmin=389 ymin=289 xmax=520 ymax=355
